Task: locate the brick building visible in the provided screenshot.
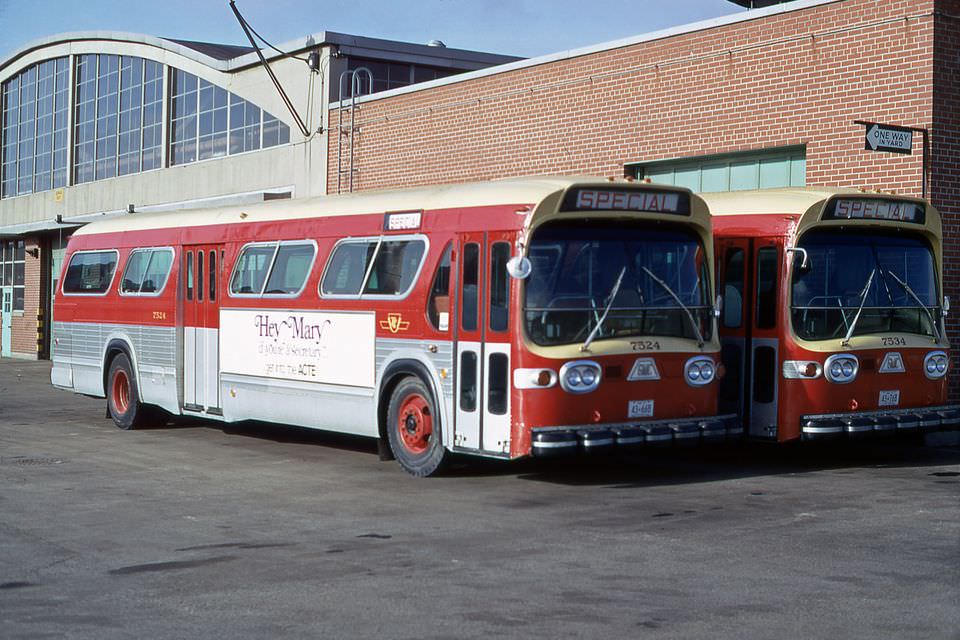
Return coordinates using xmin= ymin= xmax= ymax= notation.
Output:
xmin=325 ymin=0 xmax=960 ymax=400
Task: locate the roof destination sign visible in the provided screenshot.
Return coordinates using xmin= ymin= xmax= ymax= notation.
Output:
xmin=864 ymin=123 xmax=913 ymax=154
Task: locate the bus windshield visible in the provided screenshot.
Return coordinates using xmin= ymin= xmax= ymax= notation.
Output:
xmin=523 ymin=221 xmax=712 ymax=347
xmin=791 ymin=230 xmax=940 ymax=341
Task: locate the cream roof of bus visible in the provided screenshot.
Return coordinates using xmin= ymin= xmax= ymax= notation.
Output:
xmin=700 ymin=187 xmax=925 ymax=216
xmin=73 ymin=176 xmax=667 ymax=236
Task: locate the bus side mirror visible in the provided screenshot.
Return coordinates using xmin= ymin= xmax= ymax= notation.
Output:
xmin=786 ymin=247 xmax=810 ymax=272
xmin=714 ymin=294 xmax=723 ymax=319
xmin=945 ymin=296 xmax=951 ymax=317
xmin=507 ymin=256 xmax=532 ymax=279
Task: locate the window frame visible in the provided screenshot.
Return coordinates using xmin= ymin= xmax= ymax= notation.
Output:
xmin=118 ymin=247 xmax=175 ymax=297
xmin=227 ymin=239 xmax=318 ymax=299
xmin=319 ymin=234 xmax=429 ymax=301
xmin=61 ymin=249 xmax=120 ymax=297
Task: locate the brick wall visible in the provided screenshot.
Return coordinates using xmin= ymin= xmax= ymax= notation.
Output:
xmin=9 ymin=235 xmax=41 ymax=358
xmin=933 ymin=1 xmax=960 ymax=401
xmin=328 ymin=0 xmax=959 ymax=399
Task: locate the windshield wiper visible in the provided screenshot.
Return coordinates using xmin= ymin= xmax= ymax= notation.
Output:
xmin=887 ymin=270 xmax=941 ymax=342
xmin=581 ymin=266 xmax=626 ymax=352
xmin=641 ymin=267 xmax=704 ymax=348
xmin=842 ymin=269 xmax=876 ymax=346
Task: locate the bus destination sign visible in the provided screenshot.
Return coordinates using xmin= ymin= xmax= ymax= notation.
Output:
xmin=823 ymin=197 xmax=925 ymax=225
xmin=563 ymin=187 xmax=690 ymax=215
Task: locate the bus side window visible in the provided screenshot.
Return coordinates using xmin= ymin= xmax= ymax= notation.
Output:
xmin=186 ymin=252 xmax=194 ymax=301
xmin=489 ymin=242 xmax=510 ymax=332
xmin=756 ymin=246 xmax=778 ymax=329
xmin=460 ymin=351 xmax=477 ymax=412
xmin=209 ymin=250 xmax=216 ymax=301
xmin=723 ymin=248 xmax=744 ymax=328
xmin=462 ymin=243 xmax=479 ymax=331
xmin=197 ymin=251 xmax=204 ymax=302
xmin=427 ymin=242 xmax=452 ymax=331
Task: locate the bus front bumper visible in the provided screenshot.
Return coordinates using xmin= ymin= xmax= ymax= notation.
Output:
xmin=801 ymin=406 xmax=960 ymax=440
xmin=531 ymin=414 xmax=740 ymax=456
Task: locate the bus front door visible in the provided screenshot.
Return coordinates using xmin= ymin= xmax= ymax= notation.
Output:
xmin=183 ymin=245 xmax=222 ymax=414
xmin=454 ymin=233 xmax=513 ymax=455
xmin=718 ymin=238 xmax=781 ymax=439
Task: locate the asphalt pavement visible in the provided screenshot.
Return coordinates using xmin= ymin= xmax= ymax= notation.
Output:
xmin=1 ymin=359 xmax=958 ymax=639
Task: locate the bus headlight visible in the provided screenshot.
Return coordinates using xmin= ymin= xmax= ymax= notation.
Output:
xmin=924 ymin=351 xmax=949 ymax=380
xmin=824 ymin=354 xmax=859 ymax=384
xmin=559 ymin=360 xmax=602 ymax=394
xmin=684 ymin=356 xmax=716 ymax=386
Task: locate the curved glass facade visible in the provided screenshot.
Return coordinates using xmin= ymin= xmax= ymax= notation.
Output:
xmin=169 ymin=69 xmax=289 ymax=166
xmin=2 ymin=57 xmax=70 ymax=197
xmin=0 ymin=53 xmax=292 ymax=198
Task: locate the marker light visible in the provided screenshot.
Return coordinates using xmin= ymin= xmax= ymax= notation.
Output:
xmin=782 ymin=360 xmax=823 ymax=379
xmin=513 ymin=368 xmax=558 ymax=389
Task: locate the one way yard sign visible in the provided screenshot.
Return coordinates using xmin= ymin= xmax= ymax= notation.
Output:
xmin=864 ymin=123 xmax=913 ymax=154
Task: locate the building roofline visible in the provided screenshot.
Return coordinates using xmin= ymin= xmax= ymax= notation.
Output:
xmin=331 ymin=0 xmax=842 ymax=108
xmin=0 ymin=29 xmax=521 ymax=77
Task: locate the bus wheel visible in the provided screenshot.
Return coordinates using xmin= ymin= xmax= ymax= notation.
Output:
xmin=107 ymin=353 xmax=145 ymax=430
xmin=386 ymin=377 xmax=446 ymax=477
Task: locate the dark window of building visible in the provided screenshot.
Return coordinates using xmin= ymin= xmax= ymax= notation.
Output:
xmin=0 ymin=240 xmax=26 ymax=310
xmin=346 ymin=57 xmax=456 ymax=96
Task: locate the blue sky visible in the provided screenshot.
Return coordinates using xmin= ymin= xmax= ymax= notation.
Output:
xmin=0 ymin=0 xmax=744 ymax=62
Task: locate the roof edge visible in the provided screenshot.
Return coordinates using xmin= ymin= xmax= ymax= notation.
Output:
xmin=331 ymin=0 xmax=843 ymax=109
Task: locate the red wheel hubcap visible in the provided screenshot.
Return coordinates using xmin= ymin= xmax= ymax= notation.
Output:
xmin=397 ymin=394 xmax=432 ymax=454
xmin=112 ymin=370 xmax=130 ymax=415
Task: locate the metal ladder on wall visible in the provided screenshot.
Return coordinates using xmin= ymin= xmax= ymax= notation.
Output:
xmin=337 ymin=68 xmax=373 ymax=194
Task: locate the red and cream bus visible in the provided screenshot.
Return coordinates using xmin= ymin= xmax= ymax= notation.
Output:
xmin=704 ymin=188 xmax=960 ymax=442
xmin=51 ymin=177 xmax=735 ymax=476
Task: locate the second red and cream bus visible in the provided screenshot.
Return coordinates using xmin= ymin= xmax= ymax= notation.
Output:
xmin=704 ymin=188 xmax=960 ymax=442
xmin=51 ymin=177 xmax=736 ymax=476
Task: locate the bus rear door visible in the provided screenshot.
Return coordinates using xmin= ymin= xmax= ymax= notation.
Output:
xmin=183 ymin=245 xmax=222 ymax=414
xmin=454 ymin=233 xmax=513 ymax=455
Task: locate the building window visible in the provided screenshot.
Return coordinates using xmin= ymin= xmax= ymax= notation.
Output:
xmin=118 ymin=58 xmax=163 ymax=176
xmin=346 ymin=57 xmax=455 ymax=95
xmin=1 ymin=57 xmax=69 ymax=197
xmin=0 ymin=240 xmax=25 ymax=311
xmin=630 ymin=147 xmax=806 ymax=193
xmin=170 ymin=69 xmax=289 ymax=166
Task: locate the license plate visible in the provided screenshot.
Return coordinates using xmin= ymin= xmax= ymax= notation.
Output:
xmin=879 ymin=390 xmax=900 ymax=407
xmin=628 ymin=400 xmax=654 ymax=418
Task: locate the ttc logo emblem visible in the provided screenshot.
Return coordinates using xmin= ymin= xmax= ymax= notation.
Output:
xmin=380 ymin=313 xmax=410 ymax=334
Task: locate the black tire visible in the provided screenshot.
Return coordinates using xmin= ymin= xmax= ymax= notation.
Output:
xmin=107 ymin=353 xmax=146 ymax=430
xmin=386 ymin=376 xmax=447 ymax=477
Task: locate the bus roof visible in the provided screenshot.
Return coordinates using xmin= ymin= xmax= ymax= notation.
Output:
xmin=72 ymin=176 xmax=663 ymax=236
xmin=700 ymin=187 xmax=925 ymax=217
